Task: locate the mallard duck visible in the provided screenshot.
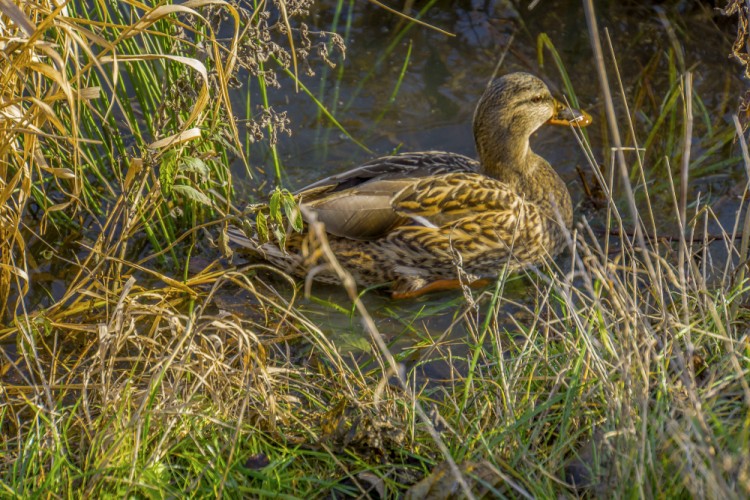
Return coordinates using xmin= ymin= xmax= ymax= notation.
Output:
xmin=228 ymin=72 xmax=591 ymax=299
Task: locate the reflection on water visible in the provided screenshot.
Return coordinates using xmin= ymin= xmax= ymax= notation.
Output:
xmin=229 ymin=0 xmax=742 ymax=355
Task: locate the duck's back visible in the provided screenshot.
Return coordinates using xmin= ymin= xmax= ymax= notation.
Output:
xmin=298 ymin=152 xmax=480 ymax=240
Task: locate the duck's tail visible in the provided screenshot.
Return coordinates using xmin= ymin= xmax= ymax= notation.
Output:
xmin=225 ymin=214 xmax=308 ymax=278
xmin=225 ymin=223 xmax=258 ymax=251
xmin=223 ymin=201 xmax=270 ymax=252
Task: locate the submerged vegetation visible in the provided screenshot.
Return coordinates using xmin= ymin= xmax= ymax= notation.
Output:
xmin=1 ymin=0 xmax=749 ymax=497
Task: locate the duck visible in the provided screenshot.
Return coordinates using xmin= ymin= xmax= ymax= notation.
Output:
xmin=227 ymin=72 xmax=591 ymax=299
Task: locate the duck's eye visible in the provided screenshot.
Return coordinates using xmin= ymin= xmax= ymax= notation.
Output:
xmin=531 ymin=95 xmax=546 ymax=104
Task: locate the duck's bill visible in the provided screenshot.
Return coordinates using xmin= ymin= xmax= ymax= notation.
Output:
xmin=547 ymin=99 xmax=592 ymax=127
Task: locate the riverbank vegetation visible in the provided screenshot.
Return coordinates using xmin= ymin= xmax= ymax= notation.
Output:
xmin=1 ymin=0 xmax=749 ymax=497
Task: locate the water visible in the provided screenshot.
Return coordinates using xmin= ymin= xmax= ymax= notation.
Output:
xmin=223 ymin=0 xmax=746 ymax=356
xmin=225 ymin=0 xmax=743 ymax=352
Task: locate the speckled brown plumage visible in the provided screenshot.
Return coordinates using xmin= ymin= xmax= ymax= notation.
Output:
xmin=228 ymin=72 xmax=591 ymax=297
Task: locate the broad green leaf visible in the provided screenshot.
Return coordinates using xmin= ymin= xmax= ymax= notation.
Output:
xmin=172 ymin=184 xmax=212 ymax=206
xmin=282 ymin=192 xmax=303 ymax=232
xmin=273 ymin=225 xmax=287 ymax=252
xmin=159 ymin=151 xmax=178 ymax=197
xmin=256 ymin=213 xmax=268 ymax=243
xmin=180 ymin=156 xmax=209 ymax=178
xmin=269 ymin=189 xmax=282 ymax=224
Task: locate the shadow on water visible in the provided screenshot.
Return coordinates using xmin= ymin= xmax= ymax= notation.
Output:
xmin=223 ymin=0 xmax=743 ymax=368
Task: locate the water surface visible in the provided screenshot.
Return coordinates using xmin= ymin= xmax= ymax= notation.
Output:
xmin=229 ymin=0 xmax=742 ymax=353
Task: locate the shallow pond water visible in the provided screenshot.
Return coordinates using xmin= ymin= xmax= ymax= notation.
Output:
xmin=227 ymin=0 xmax=742 ymax=354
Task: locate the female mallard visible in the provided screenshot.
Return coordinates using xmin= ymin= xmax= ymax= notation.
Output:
xmin=228 ymin=72 xmax=591 ymax=299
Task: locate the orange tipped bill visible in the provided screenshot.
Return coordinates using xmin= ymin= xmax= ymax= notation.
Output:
xmin=547 ymin=99 xmax=592 ymax=127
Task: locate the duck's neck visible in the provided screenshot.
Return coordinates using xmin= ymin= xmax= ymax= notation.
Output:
xmin=477 ymin=130 xmax=531 ymax=183
xmin=477 ymin=133 xmax=572 ymax=228
xmin=476 ymin=123 xmax=539 ymax=190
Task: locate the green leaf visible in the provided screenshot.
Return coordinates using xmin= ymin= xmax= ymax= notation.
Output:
xmin=179 ymin=156 xmax=209 ymax=178
xmin=269 ymin=189 xmax=282 ymax=224
xmin=255 ymin=213 xmax=268 ymax=243
xmin=159 ymin=151 xmax=178 ymax=197
xmin=172 ymin=184 xmax=212 ymax=206
xmin=273 ymin=225 xmax=286 ymax=252
xmin=282 ymin=192 xmax=303 ymax=232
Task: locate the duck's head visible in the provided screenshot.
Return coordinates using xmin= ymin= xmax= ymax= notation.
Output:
xmin=472 ymin=72 xmax=590 ymax=175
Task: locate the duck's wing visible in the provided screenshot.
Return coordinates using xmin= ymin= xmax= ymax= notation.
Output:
xmin=391 ymin=172 xmax=524 ymax=227
xmin=298 ymin=152 xmax=478 ymax=240
xmin=392 ymin=173 xmax=552 ymax=265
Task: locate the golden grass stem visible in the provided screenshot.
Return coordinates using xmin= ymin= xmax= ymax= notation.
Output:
xmin=678 ymin=73 xmax=693 ymax=334
xmin=301 ymin=206 xmax=475 ymax=500
xmin=730 ymin=115 xmax=750 ymax=325
xmin=583 ymin=0 xmax=660 ymax=303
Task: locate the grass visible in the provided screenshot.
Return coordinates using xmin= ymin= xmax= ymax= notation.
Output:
xmin=2 ymin=0 xmax=750 ymax=497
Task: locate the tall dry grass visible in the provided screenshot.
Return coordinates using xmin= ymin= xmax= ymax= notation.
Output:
xmin=0 ymin=0 xmax=247 ymax=320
